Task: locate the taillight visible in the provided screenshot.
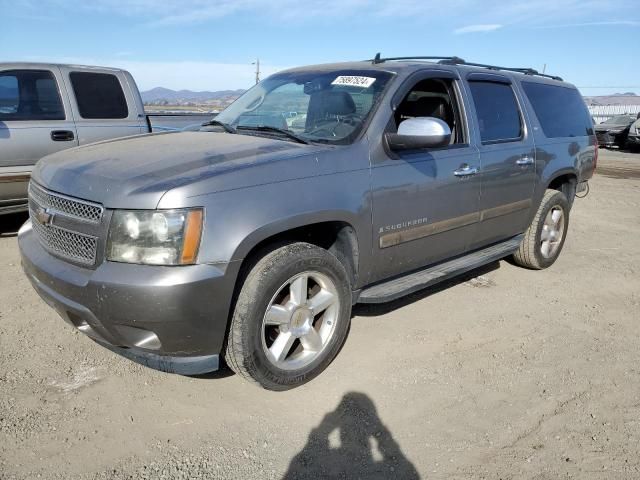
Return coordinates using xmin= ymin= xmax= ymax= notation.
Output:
xmin=593 ymin=138 xmax=598 ymax=172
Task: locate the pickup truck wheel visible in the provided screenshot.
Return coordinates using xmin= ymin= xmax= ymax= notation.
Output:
xmin=513 ymin=189 xmax=570 ymax=270
xmin=225 ymin=243 xmax=352 ymax=390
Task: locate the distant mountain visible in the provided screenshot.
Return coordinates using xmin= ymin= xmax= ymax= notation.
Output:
xmin=141 ymin=87 xmax=245 ymax=103
xmin=583 ymin=93 xmax=640 ymax=106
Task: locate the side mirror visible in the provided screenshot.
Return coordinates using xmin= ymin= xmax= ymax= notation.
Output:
xmin=386 ymin=117 xmax=451 ymax=151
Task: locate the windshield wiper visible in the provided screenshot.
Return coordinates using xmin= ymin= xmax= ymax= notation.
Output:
xmin=237 ymin=125 xmax=309 ymax=144
xmin=201 ymin=119 xmax=236 ymax=134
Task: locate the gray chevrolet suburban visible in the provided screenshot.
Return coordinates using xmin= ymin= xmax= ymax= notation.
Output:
xmin=18 ymin=56 xmax=596 ymax=390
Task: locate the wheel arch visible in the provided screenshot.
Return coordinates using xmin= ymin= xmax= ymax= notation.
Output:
xmin=231 ymin=213 xmax=362 ymax=289
xmin=545 ymin=170 xmax=578 ymax=207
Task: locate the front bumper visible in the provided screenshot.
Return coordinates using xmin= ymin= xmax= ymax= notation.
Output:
xmin=19 ymin=220 xmax=240 ymax=375
xmin=627 ymin=134 xmax=640 ymax=146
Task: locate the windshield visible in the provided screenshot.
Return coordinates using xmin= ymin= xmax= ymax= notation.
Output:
xmin=603 ymin=115 xmax=635 ymax=125
xmin=213 ymin=69 xmax=394 ymax=144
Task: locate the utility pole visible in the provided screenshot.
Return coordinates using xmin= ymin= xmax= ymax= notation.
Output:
xmin=252 ymin=58 xmax=260 ymax=84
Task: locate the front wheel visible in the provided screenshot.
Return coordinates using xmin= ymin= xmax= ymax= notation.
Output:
xmin=513 ymin=189 xmax=570 ymax=270
xmin=225 ymin=243 xmax=352 ymax=390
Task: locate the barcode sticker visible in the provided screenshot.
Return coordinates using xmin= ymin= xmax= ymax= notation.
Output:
xmin=331 ymin=76 xmax=376 ymax=88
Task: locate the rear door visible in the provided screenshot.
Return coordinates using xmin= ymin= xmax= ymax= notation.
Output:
xmin=59 ymin=67 xmax=146 ymax=145
xmin=463 ymin=73 xmax=536 ymax=249
xmin=0 ymin=66 xmax=78 ymax=204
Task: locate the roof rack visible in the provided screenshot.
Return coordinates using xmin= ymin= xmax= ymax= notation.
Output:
xmin=368 ymin=53 xmax=563 ymax=82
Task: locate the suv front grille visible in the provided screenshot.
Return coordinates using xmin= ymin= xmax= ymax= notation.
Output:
xmin=28 ymin=182 xmax=102 ymax=266
xmin=29 ymin=215 xmax=98 ymax=265
xmin=29 ymin=182 xmax=103 ymax=223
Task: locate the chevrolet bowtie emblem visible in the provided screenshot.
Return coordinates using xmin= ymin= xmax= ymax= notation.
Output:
xmin=35 ymin=207 xmax=54 ymax=226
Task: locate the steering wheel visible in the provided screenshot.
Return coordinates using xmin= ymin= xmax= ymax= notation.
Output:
xmin=306 ymin=114 xmax=365 ymax=137
xmin=306 ymin=119 xmax=340 ymax=137
xmin=339 ymin=113 xmax=365 ymax=126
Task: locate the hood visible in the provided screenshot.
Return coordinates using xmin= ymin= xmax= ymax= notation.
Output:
xmin=595 ymin=120 xmax=633 ymax=132
xmin=33 ymin=131 xmax=326 ymax=209
xmin=595 ymin=124 xmax=622 ymax=133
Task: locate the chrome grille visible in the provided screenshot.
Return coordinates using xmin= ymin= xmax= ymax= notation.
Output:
xmin=29 ymin=182 xmax=103 ymax=223
xmin=29 ymin=213 xmax=98 ymax=265
xmin=28 ymin=182 xmax=102 ymax=266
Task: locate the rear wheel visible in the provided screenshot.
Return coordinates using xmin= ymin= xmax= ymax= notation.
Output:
xmin=513 ymin=189 xmax=570 ymax=270
xmin=225 ymin=243 xmax=352 ymax=390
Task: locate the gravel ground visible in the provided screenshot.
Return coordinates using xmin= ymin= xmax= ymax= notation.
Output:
xmin=1 ymin=149 xmax=639 ymax=479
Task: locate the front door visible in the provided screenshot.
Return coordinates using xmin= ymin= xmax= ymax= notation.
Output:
xmin=0 ymin=66 xmax=78 ymax=205
xmin=369 ymin=74 xmax=481 ymax=283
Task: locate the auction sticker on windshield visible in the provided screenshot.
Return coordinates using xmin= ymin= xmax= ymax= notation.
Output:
xmin=331 ymin=76 xmax=376 ymax=88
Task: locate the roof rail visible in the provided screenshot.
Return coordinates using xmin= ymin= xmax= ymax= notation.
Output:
xmin=368 ymin=53 xmax=563 ymax=81
xmin=370 ymin=54 xmax=465 ymax=65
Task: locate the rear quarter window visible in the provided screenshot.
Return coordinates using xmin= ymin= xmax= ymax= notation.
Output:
xmin=70 ymin=72 xmax=128 ymax=119
xmin=521 ymin=82 xmax=593 ymax=138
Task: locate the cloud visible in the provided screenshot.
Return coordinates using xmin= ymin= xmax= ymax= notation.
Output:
xmin=454 ymin=24 xmax=503 ymax=34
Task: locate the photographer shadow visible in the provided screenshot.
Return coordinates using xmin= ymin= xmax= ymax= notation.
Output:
xmin=283 ymin=392 xmax=420 ymax=479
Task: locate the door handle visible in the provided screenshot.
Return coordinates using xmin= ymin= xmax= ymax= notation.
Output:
xmin=516 ymin=155 xmax=534 ymax=166
xmin=51 ymin=130 xmax=75 ymax=142
xmin=453 ymin=164 xmax=479 ymax=177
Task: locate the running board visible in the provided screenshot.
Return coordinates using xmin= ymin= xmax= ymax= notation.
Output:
xmin=358 ymin=235 xmax=523 ymax=304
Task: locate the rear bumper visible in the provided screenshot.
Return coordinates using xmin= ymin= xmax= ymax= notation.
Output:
xmin=19 ymin=220 xmax=240 ymax=374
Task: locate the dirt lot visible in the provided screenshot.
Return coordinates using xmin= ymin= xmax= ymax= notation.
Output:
xmin=1 ymin=149 xmax=639 ymax=479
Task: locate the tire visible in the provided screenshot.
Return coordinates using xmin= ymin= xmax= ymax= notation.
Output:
xmin=225 ymin=242 xmax=352 ymax=390
xmin=513 ymin=189 xmax=570 ymax=270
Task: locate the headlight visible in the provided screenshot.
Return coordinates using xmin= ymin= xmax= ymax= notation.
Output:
xmin=107 ymin=209 xmax=203 ymax=265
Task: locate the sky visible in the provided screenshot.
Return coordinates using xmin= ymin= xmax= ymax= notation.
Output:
xmin=1 ymin=0 xmax=639 ymax=96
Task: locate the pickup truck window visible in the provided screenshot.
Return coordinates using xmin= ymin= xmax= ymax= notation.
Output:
xmin=214 ymin=69 xmax=393 ymax=145
xmin=69 ymin=72 xmax=128 ymax=119
xmin=468 ymin=81 xmax=522 ymax=144
xmin=521 ymin=82 xmax=593 ymax=138
xmin=0 ymin=70 xmax=65 ymax=121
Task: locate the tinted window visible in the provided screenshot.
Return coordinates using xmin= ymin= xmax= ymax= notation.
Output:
xmin=522 ymin=82 xmax=593 ymax=138
xmin=0 ymin=70 xmax=64 ymax=121
xmin=70 ymin=72 xmax=128 ymax=119
xmin=469 ymin=81 xmax=522 ymax=143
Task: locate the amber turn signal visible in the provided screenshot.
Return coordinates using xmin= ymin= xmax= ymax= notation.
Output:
xmin=180 ymin=209 xmax=203 ymax=264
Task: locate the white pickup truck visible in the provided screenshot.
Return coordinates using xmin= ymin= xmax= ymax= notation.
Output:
xmin=0 ymin=63 xmax=210 ymax=215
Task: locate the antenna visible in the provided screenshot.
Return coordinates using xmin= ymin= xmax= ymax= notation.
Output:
xmin=252 ymin=58 xmax=260 ymax=84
